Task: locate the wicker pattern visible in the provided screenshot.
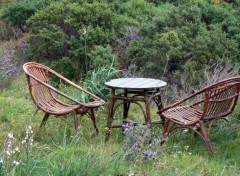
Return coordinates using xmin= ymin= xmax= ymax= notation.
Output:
xmin=158 ymin=77 xmax=240 ymax=157
xmin=23 ymin=62 xmax=105 ymax=134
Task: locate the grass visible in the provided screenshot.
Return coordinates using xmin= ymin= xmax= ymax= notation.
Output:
xmin=0 ymin=76 xmax=239 ymax=176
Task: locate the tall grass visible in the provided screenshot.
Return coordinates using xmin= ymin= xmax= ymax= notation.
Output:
xmin=0 ymin=68 xmax=239 ymax=175
xmin=76 ymin=63 xmax=119 ymax=102
xmin=0 ymin=20 xmax=18 ymax=41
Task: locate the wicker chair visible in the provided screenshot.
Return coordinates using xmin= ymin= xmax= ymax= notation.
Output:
xmin=23 ymin=62 xmax=105 ymax=134
xmin=158 ymin=77 xmax=240 ymax=157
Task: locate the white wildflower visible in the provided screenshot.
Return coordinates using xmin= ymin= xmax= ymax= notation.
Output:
xmin=7 ymin=132 xmax=14 ymax=139
xmin=6 ymin=151 xmax=11 ymax=156
xmin=83 ymin=28 xmax=87 ymax=35
xmin=182 ymin=129 xmax=189 ymax=134
xmin=13 ymin=160 xmax=19 ymax=166
xmin=193 ymin=123 xmax=200 ymax=130
xmin=14 ymin=147 xmax=20 ymax=152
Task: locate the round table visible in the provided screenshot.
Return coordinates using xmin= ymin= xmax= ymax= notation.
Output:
xmin=105 ymin=78 xmax=167 ymax=141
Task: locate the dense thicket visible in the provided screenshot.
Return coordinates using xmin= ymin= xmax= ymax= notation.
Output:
xmin=1 ymin=0 xmax=240 ymax=83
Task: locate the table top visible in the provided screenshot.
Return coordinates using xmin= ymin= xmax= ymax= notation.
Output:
xmin=105 ymin=78 xmax=167 ymax=90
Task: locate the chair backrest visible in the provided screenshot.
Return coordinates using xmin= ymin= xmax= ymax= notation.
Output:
xmin=202 ymin=77 xmax=240 ymax=120
xmin=23 ymin=62 xmax=56 ymax=105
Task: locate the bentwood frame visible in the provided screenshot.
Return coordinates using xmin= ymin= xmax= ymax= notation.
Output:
xmin=158 ymin=77 xmax=240 ymax=157
xmin=23 ymin=62 xmax=105 ymax=134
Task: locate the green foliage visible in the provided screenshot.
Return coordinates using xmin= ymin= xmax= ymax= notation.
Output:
xmin=77 ymin=62 xmax=119 ymax=102
xmin=27 ymin=1 xmax=117 ymax=79
xmin=0 ymin=77 xmax=240 ymax=175
xmin=1 ymin=0 xmax=46 ymax=32
xmin=46 ymin=148 xmax=125 ymax=176
xmin=127 ymin=1 xmax=240 ymax=85
xmin=88 ymin=45 xmax=119 ymax=70
xmin=50 ymin=57 xmax=77 ymax=80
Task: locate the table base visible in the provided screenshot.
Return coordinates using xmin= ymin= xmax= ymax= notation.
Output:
xmin=105 ymin=88 xmax=165 ymax=141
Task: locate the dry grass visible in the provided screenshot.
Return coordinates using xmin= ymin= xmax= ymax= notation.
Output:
xmin=162 ymin=62 xmax=239 ymax=104
xmin=0 ymin=20 xmax=23 ymax=41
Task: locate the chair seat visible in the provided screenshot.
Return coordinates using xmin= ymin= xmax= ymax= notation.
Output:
xmin=162 ymin=106 xmax=203 ymax=126
xmin=37 ymin=99 xmax=104 ymax=115
xmin=37 ymin=99 xmax=84 ymax=115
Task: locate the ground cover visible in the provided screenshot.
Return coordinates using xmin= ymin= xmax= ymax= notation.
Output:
xmin=0 ymin=76 xmax=239 ymax=175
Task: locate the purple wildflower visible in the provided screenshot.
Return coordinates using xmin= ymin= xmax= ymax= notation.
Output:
xmin=133 ymin=134 xmax=138 ymax=142
xmin=152 ymin=152 xmax=157 ymax=159
xmin=5 ymin=65 xmax=17 ymax=75
xmin=148 ymin=151 xmax=153 ymax=157
xmin=0 ymin=55 xmax=11 ymax=66
xmin=121 ymin=68 xmax=129 ymax=77
xmin=143 ymin=149 xmax=148 ymax=156
xmin=4 ymin=56 xmax=11 ymax=63
xmin=133 ymin=144 xmax=141 ymax=151
xmin=122 ymin=123 xmax=132 ymax=134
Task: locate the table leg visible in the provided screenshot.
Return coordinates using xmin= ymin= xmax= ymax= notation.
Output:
xmin=105 ymin=88 xmax=115 ymax=142
xmin=144 ymin=91 xmax=151 ymax=125
xmin=123 ymin=90 xmax=129 ymax=123
xmin=154 ymin=89 xmax=165 ymax=124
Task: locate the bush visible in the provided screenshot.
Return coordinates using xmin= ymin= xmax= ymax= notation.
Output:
xmin=1 ymin=0 xmax=46 ymax=32
xmin=88 ymin=45 xmax=119 ymax=71
xmin=27 ymin=1 xmax=117 ymax=79
xmin=127 ymin=1 xmax=240 ymax=84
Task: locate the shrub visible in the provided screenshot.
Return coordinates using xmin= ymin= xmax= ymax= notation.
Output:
xmin=27 ymin=1 xmax=116 ymax=79
xmin=127 ymin=1 xmax=240 ymax=83
xmin=88 ymin=45 xmax=119 ymax=71
xmin=1 ymin=0 xmax=46 ymax=32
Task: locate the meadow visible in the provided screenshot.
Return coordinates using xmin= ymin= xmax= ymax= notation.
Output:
xmin=0 ymin=0 xmax=240 ymax=175
xmin=0 ymin=75 xmax=239 ymax=176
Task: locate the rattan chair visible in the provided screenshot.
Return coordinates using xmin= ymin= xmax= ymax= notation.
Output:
xmin=158 ymin=77 xmax=240 ymax=157
xmin=23 ymin=62 xmax=105 ymax=134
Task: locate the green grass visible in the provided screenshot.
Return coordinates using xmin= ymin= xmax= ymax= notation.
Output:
xmin=0 ymin=76 xmax=240 ymax=176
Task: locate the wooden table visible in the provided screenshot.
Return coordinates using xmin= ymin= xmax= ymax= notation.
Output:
xmin=105 ymin=78 xmax=167 ymax=141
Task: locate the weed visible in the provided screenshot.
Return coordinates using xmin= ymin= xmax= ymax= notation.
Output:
xmin=122 ymin=123 xmax=163 ymax=164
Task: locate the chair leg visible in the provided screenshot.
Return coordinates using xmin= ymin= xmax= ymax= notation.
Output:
xmin=40 ymin=113 xmax=50 ymax=127
xmin=33 ymin=108 xmax=40 ymax=117
xmin=161 ymin=119 xmax=170 ymax=145
xmin=73 ymin=112 xmax=85 ymax=133
xmin=89 ymin=108 xmax=99 ymax=135
xmin=105 ymin=89 xmax=115 ymax=142
xmin=199 ymin=121 xmax=214 ymax=158
xmin=74 ymin=113 xmax=79 ymax=132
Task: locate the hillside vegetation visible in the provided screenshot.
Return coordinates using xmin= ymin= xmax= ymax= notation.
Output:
xmin=0 ymin=0 xmax=240 ymax=175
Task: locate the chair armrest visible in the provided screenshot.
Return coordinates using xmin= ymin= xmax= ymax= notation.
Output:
xmin=157 ymin=89 xmax=205 ymax=114
xmin=48 ymin=69 xmax=103 ymax=101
